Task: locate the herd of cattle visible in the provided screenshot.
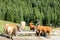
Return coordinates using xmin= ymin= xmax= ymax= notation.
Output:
xmin=29 ymin=22 xmax=52 ymax=38
xmin=4 ymin=22 xmax=52 ymax=39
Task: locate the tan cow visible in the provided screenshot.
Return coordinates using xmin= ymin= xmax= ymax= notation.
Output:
xmin=4 ymin=23 xmax=19 ymax=39
xmin=20 ymin=21 xmax=26 ymax=31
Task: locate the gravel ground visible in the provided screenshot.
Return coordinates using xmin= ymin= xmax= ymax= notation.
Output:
xmin=0 ymin=36 xmax=48 ymax=40
xmin=0 ymin=29 xmax=60 ymax=40
xmin=48 ymin=36 xmax=60 ymax=40
xmin=0 ymin=36 xmax=60 ymax=40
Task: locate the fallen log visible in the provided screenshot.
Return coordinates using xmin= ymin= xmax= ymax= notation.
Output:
xmin=16 ymin=31 xmax=36 ymax=36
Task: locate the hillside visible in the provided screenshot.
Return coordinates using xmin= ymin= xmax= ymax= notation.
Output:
xmin=0 ymin=0 xmax=60 ymax=26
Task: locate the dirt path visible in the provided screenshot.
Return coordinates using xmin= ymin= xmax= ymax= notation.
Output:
xmin=48 ymin=36 xmax=60 ymax=40
xmin=0 ymin=36 xmax=48 ymax=40
xmin=0 ymin=36 xmax=60 ymax=40
xmin=0 ymin=30 xmax=60 ymax=40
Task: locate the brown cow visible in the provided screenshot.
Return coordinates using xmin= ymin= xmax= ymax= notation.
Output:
xmin=36 ymin=26 xmax=52 ymax=38
xmin=29 ymin=22 xmax=36 ymax=31
xmin=4 ymin=23 xmax=19 ymax=39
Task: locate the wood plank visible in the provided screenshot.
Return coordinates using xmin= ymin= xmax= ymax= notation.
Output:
xmin=17 ymin=31 xmax=36 ymax=34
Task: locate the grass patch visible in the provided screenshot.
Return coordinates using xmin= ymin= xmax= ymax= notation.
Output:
xmin=25 ymin=26 xmax=30 ymax=31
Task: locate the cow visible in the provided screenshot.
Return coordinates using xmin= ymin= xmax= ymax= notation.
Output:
xmin=29 ymin=22 xmax=36 ymax=31
xmin=20 ymin=21 xmax=26 ymax=31
xmin=36 ymin=26 xmax=52 ymax=38
xmin=4 ymin=23 xmax=19 ymax=39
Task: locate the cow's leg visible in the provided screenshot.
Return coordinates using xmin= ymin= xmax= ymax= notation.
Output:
xmin=36 ymin=31 xmax=39 ymax=36
xmin=13 ymin=29 xmax=16 ymax=36
xmin=8 ymin=30 xmax=13 ymax=40
xmin=30 ymin=28 xmax=33 ymax=31
xmin=4 ymin=28 xmax=7 ymax=34
xmin=32 ymin=28 xmax=35 ymax=31
xmin=47 ymin=31 xmax=50 ymax=38
xmin=41 ymin=29 xmax=47 ymax=37
xmin=43 ymin=32 xmax=46 ymax=37
xmin=38 ymin=30 xmax=41 ymax=36
xmin=39 ymin=30 xmax=43 ymax=36
xmin=48 ymin=33 xmax=50 ymax=38
xmin=40 ymin=32 xmax=44 ymax=36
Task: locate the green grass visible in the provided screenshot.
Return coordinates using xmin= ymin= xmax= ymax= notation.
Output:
xmin=25 ymin=26 xmax=30 ymax=31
